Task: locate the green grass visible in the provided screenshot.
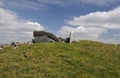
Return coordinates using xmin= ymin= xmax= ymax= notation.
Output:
xmin=0 ymin=40 xmax=120 ymax=78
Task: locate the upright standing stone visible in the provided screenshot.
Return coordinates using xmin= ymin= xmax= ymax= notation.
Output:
xmin=70 ymin=32 xmax=72 ymax=44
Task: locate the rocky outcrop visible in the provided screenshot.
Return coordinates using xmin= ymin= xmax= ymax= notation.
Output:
xmin=32 ymin=31 xmax=59 ymax=43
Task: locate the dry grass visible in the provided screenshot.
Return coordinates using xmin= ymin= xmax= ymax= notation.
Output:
xmin=0 ymin=40 xmax=120 ymax=78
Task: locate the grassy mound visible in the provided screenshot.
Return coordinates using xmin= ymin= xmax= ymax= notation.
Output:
xmin=0 ymin=41 xmax=120 ymax=78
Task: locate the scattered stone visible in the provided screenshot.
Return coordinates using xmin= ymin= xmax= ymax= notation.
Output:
xmin=27 ymin=41 xmax=32 ymax=44
xmin=64 ymin=37 xmax=70 ymax=43
xmin=11 ymin=42 xmax=18 ymax=47
xmin=11 ymin=42 xmax=18 ymax=49
xmin=58 ymin=37 xmax=65 ymax=42
xmin=2 ymin=45 xmax=6 ymax=48
xmin=0 ymin=47 xmax=3 ymax=51
xmin=23 ymin=52 xmax=28 ymax=57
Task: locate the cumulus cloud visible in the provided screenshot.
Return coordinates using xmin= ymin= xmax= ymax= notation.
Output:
xmin=58 ymin=7 xmax=120 ymax=43
xmin=68 ymin=7 xmax=120 ymax=29
xmin=58 ymin=26 xmax=107 ymax=40
xmin=0 ymin=7 xmax=45 ymax=44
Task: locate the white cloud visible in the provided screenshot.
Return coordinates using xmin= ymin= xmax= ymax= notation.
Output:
xmin=68 ymin=7 xmax=120 ymax=29
xmin=0 ymin=7 xmax=45 ymax=44
xmin=58 ymin=26 xmax=107 ymax=40
xmin=58 ymin=7 xmax=120 ymax=43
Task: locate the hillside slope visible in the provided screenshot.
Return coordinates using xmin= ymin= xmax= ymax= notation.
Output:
xmin=0 ymin=41 xmax=120 ymax=78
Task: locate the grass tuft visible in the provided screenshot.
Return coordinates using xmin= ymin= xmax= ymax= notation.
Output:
xmin=0 ymin=41 xmax=120 ymax=78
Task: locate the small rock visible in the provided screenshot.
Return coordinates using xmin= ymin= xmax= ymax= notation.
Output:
xmin=23 ymin=52 xmax=28 ymax=57
xmin=0 ymin=47 xmax=3 ymax=51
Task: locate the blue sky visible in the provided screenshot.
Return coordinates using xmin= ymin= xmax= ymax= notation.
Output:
xmin=0 ymin=0 xmax=120 ymax=44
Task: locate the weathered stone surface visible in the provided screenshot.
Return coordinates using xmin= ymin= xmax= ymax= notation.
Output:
xmin=32 ymin=35 xmax=55 ymax=43
xmin=0 ymin=47 xmax=3 ymax=51
xmin=64 ymin=37 xmax=70 ymax=43
xmin=33 ymin=31 xmax=59 ymax=42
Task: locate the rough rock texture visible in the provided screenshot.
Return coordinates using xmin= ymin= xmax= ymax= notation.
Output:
xmin=32 ymin=35 xmax=54 ymax=43
xmin=32 ymin=31 xmax=72 ymax=43
xmin=33 ymin=31 xmax=59 ymax=42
